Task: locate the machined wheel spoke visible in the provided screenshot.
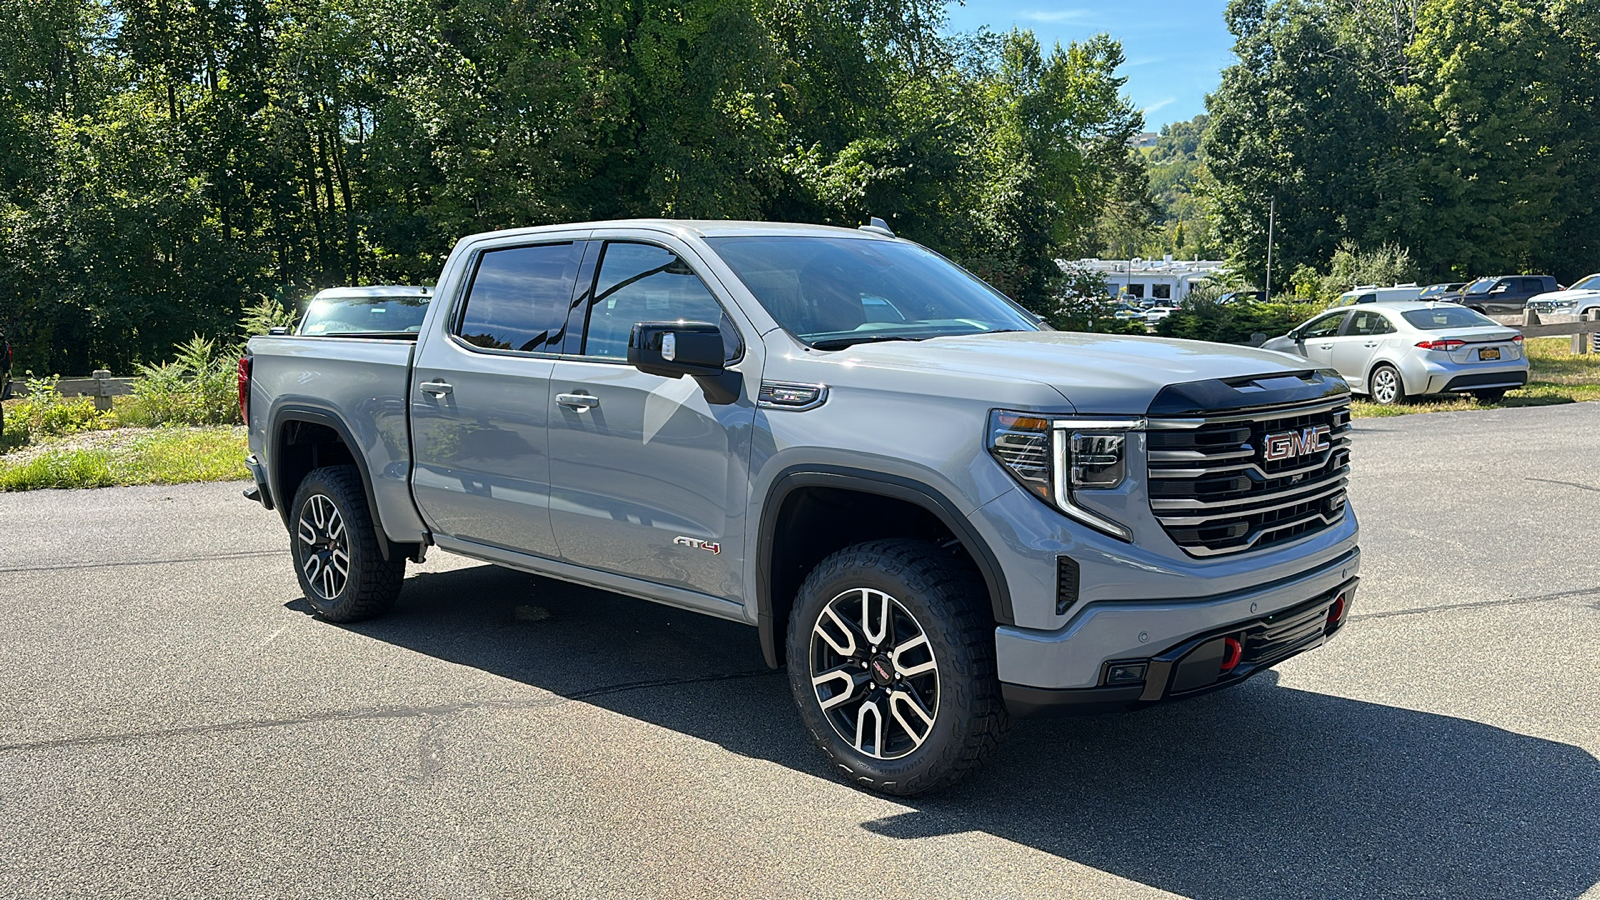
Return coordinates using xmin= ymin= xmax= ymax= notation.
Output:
xmin=889 ymin=689 xmax=935 ymax=749
xmin=814 ymin=606 xmax=858 ymax=657
xmin=854 ymin=700 xmax=886 ymax=757
xmin=330 ymin=548 xmax=350 ymax=578
xmin=298 ymin=492 xmax=351 ymax=602
xmin=297 ymin=517 xmax=318 ymax=546
xmin=812 ymin=664 xmax=868 ymax=711
xmin=891 ymin=633 xmax=935 ymax=678
xmin=860 ymin=589 xmax=892 ymax=646
xmin=303 ymin=552 xmax=323 ymax=582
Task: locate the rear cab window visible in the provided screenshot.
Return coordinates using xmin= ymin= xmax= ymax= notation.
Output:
xmin=454 ymin=243 xmax=583 ymax=354
xmin=299 ymin=290 xmax=431 ymax=336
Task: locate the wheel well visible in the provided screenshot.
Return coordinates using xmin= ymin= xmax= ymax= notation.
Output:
xmin=763 ymin=485 xmax=994 ymax=668
xmin=275 ymin=420 xmax=358 ymax=520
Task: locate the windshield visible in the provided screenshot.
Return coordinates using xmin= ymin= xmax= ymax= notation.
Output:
xmin=299 ymin=293 xmax=431 ymax=335
xmin=1402 ymin=306 xmax=1497 ymax=330
xmin=705 ymin=236 xmax=1039 ymax=348
xmin=1462 ymin=278 xmax=1497 ymax=295
xmin=1571 ymin=274 xmax=1600 ymax=292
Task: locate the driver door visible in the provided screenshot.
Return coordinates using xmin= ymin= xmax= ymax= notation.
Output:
xmin=1294 ymin=311 xmax=1350 ymax=368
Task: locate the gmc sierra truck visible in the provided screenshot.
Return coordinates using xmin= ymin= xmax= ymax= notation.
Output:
xmin=242 ymin=219 xmax=1360 ymax=796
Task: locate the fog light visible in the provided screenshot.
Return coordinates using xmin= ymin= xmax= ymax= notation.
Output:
xmin=1106 ymin=663 xmax=1148 ymax=685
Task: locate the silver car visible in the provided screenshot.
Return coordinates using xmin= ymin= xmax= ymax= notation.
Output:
xmin=1260 ymin=302 xmax=1528 ymax=403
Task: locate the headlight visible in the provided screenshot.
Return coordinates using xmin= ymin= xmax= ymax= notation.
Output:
xmin=988 ymin=411 xmax=1140 ymax=541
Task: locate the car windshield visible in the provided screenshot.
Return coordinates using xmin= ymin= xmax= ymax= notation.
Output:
xmin=299 ymin=293 xmax=431 ymax=335
xmin=1462 ymin=278 xmax=1497 ymax=294
xmin=705 ymin=236 xmax=1039 ymax=348
xmin=1402 ymin=307 xmax=1497 ymax=330
xmin=1570 ymin=274 xmax=1600 ymax=292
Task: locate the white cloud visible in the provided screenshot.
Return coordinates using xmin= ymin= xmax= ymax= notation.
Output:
xmin=1019 ymin=9 xmax=1093 ymax=23
xmin=1141 ymin=97 xmax=1177 ymax=116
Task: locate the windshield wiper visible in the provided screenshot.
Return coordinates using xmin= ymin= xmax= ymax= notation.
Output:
xmin=809 ymin=334 xmax=928 ymax=350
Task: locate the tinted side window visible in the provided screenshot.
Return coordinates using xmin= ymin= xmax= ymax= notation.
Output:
xmin=1303 ymin=312 xmax=1347 ymax=339
xmin=1521 ymin=278 xmax=1545 ymax=293
xmin=579 ymin=242 xmax=730 ymax=360
xmin=456 ymin=243 xmax=580 ymax=353
xmin=1349 ymin=311 xmax=1392 ymax=335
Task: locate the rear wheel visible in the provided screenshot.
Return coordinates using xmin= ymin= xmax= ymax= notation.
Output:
xmin=290 ymin=465 xmax=405 ymax=622
xmin=1368 ymin=364 xmax=1406 ymax=405
xmin=1472 ymin=388 xmax=1507 ymax=404
xmin=787 ymin=539 xmax=1007 ymax=796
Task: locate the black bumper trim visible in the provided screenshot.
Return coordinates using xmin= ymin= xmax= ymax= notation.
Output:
xmin=1004 ymin=577 xmax=1358 ymax=717
xmin=1441 ymin=370 xmax=1528 ymax=392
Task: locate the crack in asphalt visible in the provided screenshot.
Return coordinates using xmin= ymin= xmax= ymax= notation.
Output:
xmin=1349 ymin=585 xmax=1600 ymax=621
xmin=1525 ymin=477 xmax=1600 ymax=494
xmin=0 ymin=668 xmax=781 ymax=756
xmin=0 ymin=550 xmax=283 ymax=574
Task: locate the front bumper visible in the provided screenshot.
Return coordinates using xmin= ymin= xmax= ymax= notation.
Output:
xmin=996 ymin=549 xmax=1358 ymax=715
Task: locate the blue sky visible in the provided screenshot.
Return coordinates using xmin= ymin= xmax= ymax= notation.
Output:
xmin=942 ymin=1 xmax=1236 ymax=132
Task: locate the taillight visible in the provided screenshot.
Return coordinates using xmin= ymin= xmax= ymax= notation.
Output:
xmin=237 ymin=355 xmax=252 ymax=423
xmin=1415 ymin=339 xmax=1465 ymax=351
xmin=1512 ymin=334 xmax=1524 ymax=344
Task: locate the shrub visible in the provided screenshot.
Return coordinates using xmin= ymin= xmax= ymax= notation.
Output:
xmin=1155 ymin=295 xmax=1323 ymax=345
xmin=121 ymin=336 xmax=240 ymax=427
xmin=2 ymin=376 xmax=114 ymax=449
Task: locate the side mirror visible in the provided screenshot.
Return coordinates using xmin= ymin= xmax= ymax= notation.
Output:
xmin=628 ymin=321 xmax=725 ymax=378
xmin=1491 ymin=285 xmax=1508 ymax=294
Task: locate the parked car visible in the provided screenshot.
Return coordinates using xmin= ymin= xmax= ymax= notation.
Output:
xmin=297 ymin=286 xmax=433 ymax=336
xmin=1330 ymin=285 xmax=1422 ymax=307
xmin=1216 ymin=290 xmax=1265 ymax=305
xmin=1110 ymin=304 xmax=1146 ymax=320
xmin=1455 ymin=275 xmax=1560 ymax=315
xmin=242 ymin=218 xmax=1360 ymax=796
xmin=1142 ymin=306 xmax=1179 ymax=323
xmin=1417 ymin=282 xmax=1467 ymax=302
xmin=1260 ymin=302 xmax=1527 ymax=404
xmin=1527 ymin=273 xmax=1600 ymax=317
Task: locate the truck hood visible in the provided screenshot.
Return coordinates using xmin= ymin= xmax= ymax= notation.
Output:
xmin=823 ymin=331 xmax=1329 ymax=414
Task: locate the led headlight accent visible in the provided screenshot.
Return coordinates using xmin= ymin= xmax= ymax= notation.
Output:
xmin=988 ymin=412 xmax=1139 ymax=541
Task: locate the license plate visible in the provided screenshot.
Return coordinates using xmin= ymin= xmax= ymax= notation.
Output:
xmin=1479 ymin=347 xmax=1500 ymax=360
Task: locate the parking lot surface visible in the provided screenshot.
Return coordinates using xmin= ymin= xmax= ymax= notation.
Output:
xmin=2 ymin=404 xmax=1598 ymax=899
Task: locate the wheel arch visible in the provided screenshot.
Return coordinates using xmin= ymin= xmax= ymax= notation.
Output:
xmin=755 ymin=466 xmax=1012 ymax=669
xmin=268 ymin=403 xmax=403 ymax=562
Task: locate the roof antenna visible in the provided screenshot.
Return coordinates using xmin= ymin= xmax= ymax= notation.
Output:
xmin=859 ymin=216 xmax=895 ymax=237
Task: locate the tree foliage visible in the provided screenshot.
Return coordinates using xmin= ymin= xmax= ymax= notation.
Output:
xmin=1204 ymin=0 xmax=1600 ymax=289
xmin=0 ymin=0 xmax=1146 ymax=373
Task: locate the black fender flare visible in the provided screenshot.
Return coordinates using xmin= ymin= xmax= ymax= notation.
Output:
xmin=268 ymin=403 xmax=396 ymax=561
xmin=754 ymin=465 xmax=1013 ymax=668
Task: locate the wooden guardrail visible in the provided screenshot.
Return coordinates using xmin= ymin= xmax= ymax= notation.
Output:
xmin=1493 ymin=310 xmax=1600 ymax=353
xmin=5 ymin=370 xmax=137 ymax=411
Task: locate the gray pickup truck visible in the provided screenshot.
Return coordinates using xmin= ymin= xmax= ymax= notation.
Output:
xmin=242 ymin=219 xmax=1360 ymax=795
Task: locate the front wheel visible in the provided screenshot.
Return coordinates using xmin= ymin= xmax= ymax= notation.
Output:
xmin=1368 ymin=364 xmax=1407 ymax=405
xmin=787 ymin=540 xmax=1008 ymax=796
xmin=290 ymin=465 xmax=405 ymax=622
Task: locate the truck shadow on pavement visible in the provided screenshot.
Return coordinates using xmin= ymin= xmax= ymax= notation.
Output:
xmin=312 ymin=563 xmax=1600 ymax=900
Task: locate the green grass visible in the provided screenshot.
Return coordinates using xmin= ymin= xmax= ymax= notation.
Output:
xmin=1352 ymin=337 xmax=1600 ymax=418
xmin=0 ymin=426 xmax=247 ymax=491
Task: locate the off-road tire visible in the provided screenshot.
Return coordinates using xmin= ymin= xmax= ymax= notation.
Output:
xmin=290 ymin=465 xmax=405 ymax=622
xmin=787 ymin=539 xmax=1008 ymax=796
xmin=1369 ymin=363 xmax=1407 ymax=405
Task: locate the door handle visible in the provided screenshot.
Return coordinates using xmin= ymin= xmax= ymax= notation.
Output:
xmin=557 ymin=392 xmax=600 ymax=411
xmin=1317 ymin=344 xmax=1333 ymax=350
xmin=419 ymin=380 xmax=453 ymax=397
xmin=1364 ymin=342 xmax=1379 ymax=348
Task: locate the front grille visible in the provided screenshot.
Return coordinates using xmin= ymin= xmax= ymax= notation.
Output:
xmin=1148 ymin=398 xmax=1351 ymax=556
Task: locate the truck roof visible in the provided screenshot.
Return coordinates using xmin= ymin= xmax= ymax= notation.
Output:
xmin=458 ymin=219 xmax=897 ymax=244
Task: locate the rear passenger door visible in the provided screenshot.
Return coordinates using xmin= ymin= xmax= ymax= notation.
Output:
xmin=410 ymin=238 xmax=584 ymax=558
xmin=545 ymin=237 xmax=759 ymax=601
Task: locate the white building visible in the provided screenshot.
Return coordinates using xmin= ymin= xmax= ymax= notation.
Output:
xmin=1062 ymin=257 xmax=1226 ymax=304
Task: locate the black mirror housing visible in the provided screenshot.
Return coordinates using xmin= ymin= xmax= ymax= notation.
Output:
xmin=628 ymin=321 xmax=725 ymax=378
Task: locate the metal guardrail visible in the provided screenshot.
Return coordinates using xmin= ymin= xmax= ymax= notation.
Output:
xmin=5 ymin=370 xmax=136 ymax=411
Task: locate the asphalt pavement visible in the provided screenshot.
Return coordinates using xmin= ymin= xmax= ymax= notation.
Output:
xmin=1 ymin=403 xmax=1598 ymax=899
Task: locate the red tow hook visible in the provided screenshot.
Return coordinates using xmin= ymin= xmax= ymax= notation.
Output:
xmin=1326 ymin=593 xmax=1348 ymax=630
xmin=1220 ymin=636 xmax=1243 ymax=673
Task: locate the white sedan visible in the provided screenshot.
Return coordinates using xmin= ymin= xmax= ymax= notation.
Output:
xmin=1259 ymin=302 xmax=1529 ymax=404
xmin=1527 ymin=273 xmax=1600 ymax=317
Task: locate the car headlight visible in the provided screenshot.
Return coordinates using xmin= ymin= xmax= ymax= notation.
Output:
xmin=988 ymin=411 xmax=1140 ymax=541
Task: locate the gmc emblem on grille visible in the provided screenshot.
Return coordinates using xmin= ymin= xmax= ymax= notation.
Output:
xmin=1263 ymin=425 xmax=1332 ymax=462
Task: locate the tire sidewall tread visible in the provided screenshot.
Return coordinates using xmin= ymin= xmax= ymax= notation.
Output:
xmin=289 ymin=465 xmax=404 ymax=623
